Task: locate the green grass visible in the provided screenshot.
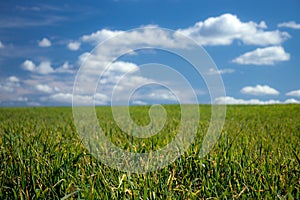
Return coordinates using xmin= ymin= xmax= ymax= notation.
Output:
xmin=0 ymin=105 xmax=299 ymax=199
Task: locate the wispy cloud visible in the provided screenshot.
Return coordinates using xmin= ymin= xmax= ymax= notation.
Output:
xmin=215 ymin=96 xmax=299 ymax=105
xmin=207 ymin=68 xmax=235 ymax=75
xmin=286 ymin=89 xmax=300 ymax=97
xmin=278 ymin=21 xmax=300 ymax=29
xmin=0 ymin=16 xmax=66 ymax=28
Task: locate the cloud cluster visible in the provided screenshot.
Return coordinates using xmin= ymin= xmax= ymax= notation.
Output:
xmin=22 ymin=60 xmax=54 ymax=74
xmin=79 ymin=14 xmax=289 ymax=49
xmin=0 ymin=76 xmax=31 ymax=104
xmin=21 ymin=60 xmax=74 ymax=74
xmin=9 ymin=13 xmax=298 ymax=106
xmin=0 ymin=76 xmax=20 ymax=92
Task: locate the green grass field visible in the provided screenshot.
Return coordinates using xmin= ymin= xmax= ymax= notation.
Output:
xmin=0 ymin=105 xmax=299 ymax=199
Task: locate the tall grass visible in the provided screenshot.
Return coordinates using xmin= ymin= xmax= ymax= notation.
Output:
xmin=0 ymin=105 xmax=299 ymax=199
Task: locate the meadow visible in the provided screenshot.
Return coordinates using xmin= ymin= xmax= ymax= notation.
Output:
xmin=0 ymin=105 xmax=299 ymax=199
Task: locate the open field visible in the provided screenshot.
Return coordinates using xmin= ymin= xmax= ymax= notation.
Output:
xmin=0 ymin=105 xmax=299 ymax=199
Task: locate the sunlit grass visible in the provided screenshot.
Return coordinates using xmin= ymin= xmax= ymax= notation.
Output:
xmin=0 ymin=105 xmax=299 ymax=199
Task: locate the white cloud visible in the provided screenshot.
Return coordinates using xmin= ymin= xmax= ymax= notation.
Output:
xmin=286 ymin=89 xmax=300 ymax=97
xmin=48 ymin=92 xmax=109 ymax=105
xmin=148 ymin=91 xmax=177 ymax=101
xmin=207 ymin=68 xmax=235 ymax=75
xmin=36 ymin=84 xmax=59 ymax=93
xmin=285 ymin=98 xmax=300 ymax=104
xmin=0 ymin=41 xmax=4 ymax=48
xmin=48 ymin=92 xmax=72 ymax=103
xmin=94 ymin=93 xmax=110 ymax=104
xmin=38 ymin=38 xmax=51 ymax=47
xmin=22 ymin=60 xmax=36 ymax=71
xmin=56 ymin=61 xmax=74 ymax=73
xmin=177 ymin=13 xmax=289 ymax=46
xmin=278 ymin=21 xmax=300 ymax=29
xmin=108 ymin=61 xmax=139 ymax=73
xmin=67 ymin=41 xmax=81 ymax=51
xmin=240 ymin=85 xmax=279 ymax=95
xmin=7 ymin=76 xmax=20 ymax=82
xmin=215 ymin=96 xmax=299 ymax=105
xmin=80 ymin=26 xmax=189 ymax=49
xmin=21 ymin=60 xmax=54 ymax=74
xmin=132 ymin=100 xmax=147 ymax=105
xmin=81 ymin=29 xmax=124 ymax=44
xmin=232 ymin=46 xmax=290 ymax=65
xmin=37 ymin=61 xmax=54 ymax=74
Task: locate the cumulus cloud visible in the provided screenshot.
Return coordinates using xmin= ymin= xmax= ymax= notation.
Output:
xmin=240 ymin=85 xmax=279 ymax=96
xmin=286 ymin=89 xmax=300 ymax=97
xmin=177 ymin=13 xmax=289 ymax=46
xmin=22 ymin=60 xmax=54 ymax=74
xmin=67 ymin=41 xmax=81 ymax=51
xmin=22 ymin=60 xmax=36 ymax=71
xmin=232 ymin=46 xmax=290 ymax=65
xmin=215 ymin=96 xmax=299 ymax=105
xmin=278 ymin=21 xmax=300 ymax=29
xmin=38 ymin=38 xmax=51 ymax=47
xmin=0 ymin=41 xmax=4 ymax=48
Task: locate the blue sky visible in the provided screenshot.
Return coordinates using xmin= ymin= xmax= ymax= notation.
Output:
xmin=0 ymin=0 xmax=300 ymax=106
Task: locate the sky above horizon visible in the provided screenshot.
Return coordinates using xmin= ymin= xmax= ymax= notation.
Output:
xmin=1 ymin=0 xmax=300 ymax=106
